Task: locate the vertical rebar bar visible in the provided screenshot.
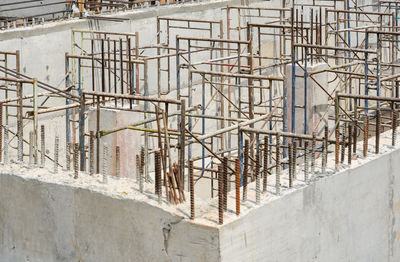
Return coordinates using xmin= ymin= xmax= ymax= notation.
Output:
xmin=40 ymin=125 xmax=45 ymax=168
xmin=353 ymin=120 xmax=357 ymax=153
xmin=322 ymin=125 xmax=328 ymax=173
xmin=74 ymin=143 xmax=79 ymax=179
xmin=189 ymin=159 xmax=194 ymax=219
xmin=263 ymin=136 xmax=268 ymax=193
xmin=243 ymin=139 xmax=249 ymax=201
xmin=304 ymin=141 xmax=309 ymax=182
xmin=54 ymin=135 xmax=59 ymax=174
xmin=218 ymin=164 xmax=223 ymax=225
xmin=276 ymin=133 xmax=281 ymax=195
xmin=293 ymin=140 xmax=297 ymax=180
xmin=103 ymin=143 xmax=108 ymax=184
xmin=136 ymin=154 xmax=140 ymax=183
xmin=223 ymin=157 xmax=228 ymax=211
xmin=335 ymin=126 xmax=340 ymax=170
xmin=348 ymin=123 xmax=352 ymax=165
xmin=392 ymin=110 xmax=397 ymax=146
xmin=140 ymin=146 xmax=144 ymax=193
xmin=235 ymin=158 xmax=240 ymax=216
xmin=17 ymin=116 xmax=23 ymax=163
xmin=156 ymin=151 xmax=162 ymax=205
xmin=0 ymin=104 xmax=2 ymax=163
xmin=116 ymin=146 xmax=120 ymax=179
xmin=66 ymin=142 xmax=71 ymax=171
xmin=3 ymin=126 xmax=8 ymax=165
xmin=363 ymin=116 xmax=369 ymax=158
xmin=89 ymin=131 xmax=94 ymax=175
xmin=311 ymin=131 xmax=316 ymax=175
xmin=341 ymin=124 xmax=346 ymax=163
xmin=376 ymin=109 xmax=381 ymax=154
xmin=255 ymin=151 xmax=260 ymax=204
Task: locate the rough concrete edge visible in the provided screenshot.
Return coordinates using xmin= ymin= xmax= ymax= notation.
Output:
xmin=219 ymin=142 xmax=400 ymax=232
xmin=0 ymin=0 xmax=266 ymax=40
xmin=0 ymin=169 xmax=220 ymax=230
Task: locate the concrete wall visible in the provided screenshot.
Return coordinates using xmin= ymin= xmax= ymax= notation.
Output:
xmin=2 ymin=138 xmax=400 ymax=261
xmin=0 ymin=173 xmax=219 ymax=262
xmin=220 ymin=147 xmax=400 ymax=262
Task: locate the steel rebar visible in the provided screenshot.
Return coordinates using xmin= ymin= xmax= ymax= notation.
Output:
xmin=189 ymin=159 xmax=194 ymax=219
xmin=276 ymin=133 xmax=281 ymax=195
xmin=74 ymin=143 xmax=79 ymax=179
xmin=116 ymin=146 xmax=120 ymax=179
xmin=235 ymin=158 xmax=240 ymax=216
xmin=223 ymin=157 xmax=228 ymax=211
xmin=255 ymin=151 xmax=260 ymax=204
xmin=363 ymin=116 xmax=369 ymax=158
xmin=3 ymin=126 xmax=8 ymax=165
xmin=40 ymin=125 xmax=45 ymax=167
xmin=89 ymin=131 xmax=94 ymax=175
xmin=304 ymin=141 xmax=309 ymax=182
xmin=54 ymin=135 xmax=59 ymax=174
xmin=103 ymin=143 xmax=108 ymax=184
xmin=263 ymin=136 xmax=268 ymax=193
xmin=376 ymin=109 xmax=381 ymax=154
xmin=218 ymin=164 xmax=223 ymax=225
xmin=243 ymin=139 xmax=249 ymax=201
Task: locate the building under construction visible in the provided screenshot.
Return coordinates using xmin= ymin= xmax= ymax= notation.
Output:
xmin=1 ymin=0 xmax=400 ymax=261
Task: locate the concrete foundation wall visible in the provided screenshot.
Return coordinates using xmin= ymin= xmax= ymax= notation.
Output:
xmin=0 ymin=173 xmax=219 ymax=262
xmin=220 ymin=147 xmax=400 ymax=262
xmin=2 ymin=140 xmax=400 ymax=261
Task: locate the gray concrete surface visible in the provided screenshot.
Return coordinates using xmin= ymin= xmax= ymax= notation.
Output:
xmin=0 ymin=172 xmax=219 ymax=262
xmin=1 ymin=140 xmax=400 ymax=261
xmin=220 ymin=147 xmax=400 ymax=262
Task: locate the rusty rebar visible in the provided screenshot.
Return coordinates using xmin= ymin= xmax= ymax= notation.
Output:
xmin=255 ymin=151 xmax=260 ymax=204
xmin=243 ymin=139 xmax=249 ymax=201
xmin=116 ymin=146 xmax=120 ymax=179
xmin=3 ymin=126 xmax=8 ymax=165
xmin=348 ymin=123 xmax=352 ymax=165
xmin=136 ymin=154 xmax=140 ymax=183
xmin=311 ymin=131 xmax=316 ymax=175
xmin=218 ymin=164 xmax=223 ymax=225
xmin=340 ymin=124 xmax=346 ymax=163
xmin=40 ymin=125 xmax=45 ymax=167
xmin=235 ymin=158 xmax=240 ymax=216
xmin=335 ymin=127 xmax=340 ymax=170
xmin=304 ymin=141 xmax=309 ymax=182
xmin=223 ymin=156 xmax=228 ymax=211
xmin=17 ymin=116 xmax=23 ymax=162
xmin=376 ymin=109 xmax=381 ymax=154
xmin=103 ymin=143 xmax=108 ymax=184
xmin=322 ymin=126 xmax=328 ymax=173
xmin=156 ymin=151 xmax=162 ymax=205
xmin=276 ymin=133 xmax=281 ymax=195
xmin=293 ymin=140 xmax=297 ymax=180
xmin=89 ymin=131 xmax=94 ymax=175
xmin=353 ymin=120 xmax=357 ymax=154
xmin=0 ymin=104 xmax=2 ymax=163
xmin=189 ymin=159 xmax=194 ymax=219
xmin=363 ymin=116 xmax=369 ymax=158
xmin=392 ymin=110 xmax=397 ymax=146
xmin=54 ymin=135 xmax=59 ymax=174
xmin=140 ymin=146 xmax=144 ymax=193
xmin=66 ymin=142 xmax=71 ymax=171
xmin=263 ymin=136 xmax=268 ymax=193
xmin=74 ymin=143 xmax=79 ymax=179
